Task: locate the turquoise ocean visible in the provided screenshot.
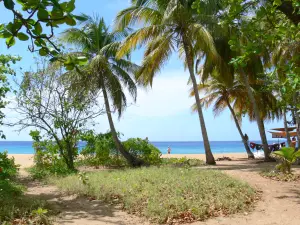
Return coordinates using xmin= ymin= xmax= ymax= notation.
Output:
xmin=0 ymin=141 xmax=283 ymax=154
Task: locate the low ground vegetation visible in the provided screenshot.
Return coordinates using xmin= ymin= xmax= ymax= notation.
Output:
xmin=259 ymin=147 xmax=300 ymax=182
xmin=260 ymin=169 xmax=300 ymax=182
xmin=0 ymin=152 xmax=51 ymax=224
xmin=51 ymin=167 xmax=256 ymax=224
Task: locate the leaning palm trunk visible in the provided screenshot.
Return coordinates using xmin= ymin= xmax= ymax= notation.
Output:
xmin=102 ymin=85 xmax=144 ymax=167
xmin=183 ymin=38 xmax=215 ymax=165
xmin=293 ymin=94 xmax=300 ymax=148
xmin=226 ymin=100 xmax=254 ymax=159
xmin=283 ymin=108 xmax=292 ymax=147
xmin=239 ymin=69 xmax=271 ymax=161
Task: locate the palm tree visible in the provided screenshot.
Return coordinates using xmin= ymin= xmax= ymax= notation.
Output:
xmin=60 ymin=14 xmax=144 ymax=167
xmin=115 ymin=0 xmax=218 ymax=164
xmin=272 ymin=42 xmax=300 ymax=148
xmin=191 ymin=75 xmax=255 ymax=158
xmin=195 ymin=24 xmax=275 ymax=160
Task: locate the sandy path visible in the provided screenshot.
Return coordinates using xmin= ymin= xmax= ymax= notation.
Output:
xmin=192 ymin=160 xmax=300 ymax=225
xmin=22 ymin=176 xmax=149 ymax=225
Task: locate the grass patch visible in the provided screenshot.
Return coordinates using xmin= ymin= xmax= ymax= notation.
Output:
xmin=161 ymin=157 xmax=205 ymax=167
xmin=0 ymin=180 xmax=52 ymax=224
xmin=260 ymin=169 xmax=300 ymax=182
xmin=51 ymin=167 xmax=256 ymax=223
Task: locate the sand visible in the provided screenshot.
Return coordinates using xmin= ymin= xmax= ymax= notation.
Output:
xmin=9 ymin=153 xmax=248 ymax=169
xmin=9 ymin=154 xmax=34 ymax=168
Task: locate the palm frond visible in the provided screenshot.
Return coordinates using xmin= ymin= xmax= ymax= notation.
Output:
xmin=117 ymin=25 xmax=165 ymax=58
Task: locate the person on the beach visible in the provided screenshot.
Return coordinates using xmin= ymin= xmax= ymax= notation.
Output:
xmin=244 ymin=133 xmax=249 ymax=143
xmin=291 ymin=137 xmax=296 ymax=148
xmin=167 ymin=146 xmax=171 ymax=154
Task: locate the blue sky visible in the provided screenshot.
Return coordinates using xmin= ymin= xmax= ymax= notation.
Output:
xmin=1 ymin=0 xmax=283 ymax=141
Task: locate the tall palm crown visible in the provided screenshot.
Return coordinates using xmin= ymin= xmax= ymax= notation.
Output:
xmin=193 ymin=75 xmax=281 ymax=123
xmin=61 ymin=14 xmax=138 ymax=117
xmin=115 ymin=0 xmax=217 ymax=84
xmin=192 ymin=77 xmax=247 ymax=117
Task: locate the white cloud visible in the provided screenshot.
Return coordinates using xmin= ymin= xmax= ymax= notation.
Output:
xmin=125 ymin=71 xmax=194 ymax=117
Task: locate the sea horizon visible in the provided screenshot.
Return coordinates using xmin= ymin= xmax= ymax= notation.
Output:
xmin=0 ymin=140 xmax=286 ymax=154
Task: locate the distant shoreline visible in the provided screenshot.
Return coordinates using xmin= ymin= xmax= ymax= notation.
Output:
xmin=9 ymin=153 xmax=248 ymax=168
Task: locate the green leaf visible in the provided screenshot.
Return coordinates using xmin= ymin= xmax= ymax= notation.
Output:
xmin=65 ymin=16 xmax=76 ymax=26
xmin=51 ymin=7 xmax=63 ymax=19
xmin=4 ymin=0 xmax=15 ymax=10
xmin=37 ymin=8 xmax=49 ymax=20
xmin=6 ymin=36 xmax=15 ymax=48
xmin=72 ymin=14 xmax=87 ymax=22
xmin=17 ymin=32 xmax=29 ymax=41
xmin=65 ymin=64 xmax=75 ymax=70
xmin=65 ymin=0 xmax=75 ymax=12
xmin=34 ymin=22 xmax=43 ymax=35
xmin=39 ymin=48 xmax=48 ymax=56
xmin=34 ymin=38 xmax=46 ymax=47
xmin=0 ymin=31 xmax=12 ymax=39
xmin=76 ymin=56 xmax=88 ymax=65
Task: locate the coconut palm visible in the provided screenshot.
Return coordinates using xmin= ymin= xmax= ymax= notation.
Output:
xmin=190 ymin=75 xmax=255 ymax=159
xmin=195 ymin=22 xmax=276 ymax=160
xmin=60 ymin=14 xmax=144 ymax=167
xmin=115 ymin=0 xmax=218 ymax=164
xmin=272 ymin=42 xmax=300 ymax=148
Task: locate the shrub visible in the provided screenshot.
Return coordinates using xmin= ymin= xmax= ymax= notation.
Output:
xmin=52 ymin=167 xmax=256 ymax=223
xmin=161 ymin=157 xmax=205 ymax=167
xmin=0 ymin=151 xmax=18 ymax=180
xmin=0 ymin=180 xmax=50 ymax=224
xmin=28 ymin=130 xmax=75 ymax=179
xmin=80 ymin=131 xmax=162 ymax=167
xmin=123 ymin=138 xmax=162 ymax=165
xmin=260 ymin=169 xmax=300 ymax=182
xmin=80 ymin=131 xmax=118 ymax=166
xmin=271 ymin=147 xmax=300 ymax=174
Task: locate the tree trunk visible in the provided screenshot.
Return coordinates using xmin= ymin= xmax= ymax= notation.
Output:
xmin=239 ymin=69 xmax=271 ymax=161
xmin=293 ymin=94 xmax=300 ymax=149
xmin=102 ymin=84 xmax=145 ymax=167
xmin=226 ymin=100 xmax=254 ymax=159
xmin=283 ymin=108 xmax=291 ymax=147
xmin=182 ymin=37 xmax=216 ymax=165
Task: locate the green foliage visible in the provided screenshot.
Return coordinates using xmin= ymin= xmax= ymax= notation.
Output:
xmin=15 ymin=59 xmax=102 ymax=170
xmin=123 ymin=138 xmax=162 ymax=165
xmin=52 ymin=167 xmax=256 ymax=223
xmin=0 ymin=55 xmax=21 ymax=139
xmin=80 ymin=131 xmax=162 ymax=167
xmin=260 ymin=168 xmax=300 ymax=182
xmin=0 ymin=180 xmax=50 ymax=224
xmin=271 ymin=147 xmax=300 ymax=173
xmin=0 ymin=151 xmax=18 ymax=180
xmin=28 ymin=130 xmax=75 ymax=179
xmin=80 ymin=131 xmax=117 ymax=166
xmin=161 ymin=157 xmax=205 ymax=168
xmin=0 ymin=0 xmax=87 ymax=64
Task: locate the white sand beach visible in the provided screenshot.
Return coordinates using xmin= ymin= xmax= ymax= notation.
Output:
xmin=9 ymin=153 xmax=249 ymax=168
